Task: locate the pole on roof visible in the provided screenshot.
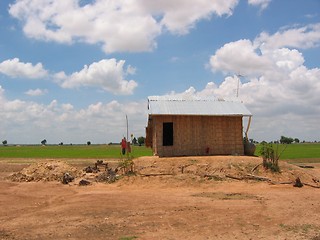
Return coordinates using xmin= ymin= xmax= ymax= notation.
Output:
xmin=236 ymin=74 xmax=243 ymax=98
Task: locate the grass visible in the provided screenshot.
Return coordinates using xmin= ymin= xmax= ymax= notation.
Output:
xmin=255 ymin=143 xmax=320 ymax=161
xmin=0 ymin=144 xmax=153 ymax=159
xmin=1 ymin=143 xmax=320 ymax=163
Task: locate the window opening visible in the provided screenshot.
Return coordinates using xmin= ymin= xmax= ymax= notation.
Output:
xmin=163 ymin=122 xmax=173 ymax=146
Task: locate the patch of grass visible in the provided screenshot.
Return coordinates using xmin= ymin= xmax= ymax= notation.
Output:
xmin=119 ymin=236 xmax=138 ymax=240
xmin=189 ymin=159 xmax=198 ymax=164
xmin=205 ymin=175 xmax=224 ymax=181
xmin=279 ymin=223 xmax=319 ymax=235
xmin=192 ymin=192 xmax=260 ymax=200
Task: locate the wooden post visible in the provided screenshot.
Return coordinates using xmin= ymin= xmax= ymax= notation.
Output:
xmin=245 ymin=116 xmax=252 ymax=140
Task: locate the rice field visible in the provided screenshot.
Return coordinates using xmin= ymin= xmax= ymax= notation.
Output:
xmin=0 ymin=143 xmax=319 ymax=163
xmin=0 ymin=144 xmax=153 ymax=159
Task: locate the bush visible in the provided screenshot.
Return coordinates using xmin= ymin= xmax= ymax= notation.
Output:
xmin=259 ymin=142 xmax=284 ymax=172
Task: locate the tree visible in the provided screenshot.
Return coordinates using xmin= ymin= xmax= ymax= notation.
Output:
xmin=41 ymin=139 xmax=47 ymax=145
xmin=280 ymin=136 xmax=293 ymax=144
xmin=87 ymin=141 xmax=91 ymax=146
xmin=2 ymin=140 xmax=7 ymax=146
xmin=294 ymin=138 xmax=300 ymax=143
xmin=137 ymin=136 xmax=145 ymax=146
xmin=132 ymin=137 xmax=137 ymax=145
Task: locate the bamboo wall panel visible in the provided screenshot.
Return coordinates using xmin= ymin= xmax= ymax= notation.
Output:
xmin=150 ymin=115 xmax=244 ymax=157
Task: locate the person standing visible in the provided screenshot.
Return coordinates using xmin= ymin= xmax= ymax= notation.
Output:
xmin=121 ymin=137 xmax=126 ymax=155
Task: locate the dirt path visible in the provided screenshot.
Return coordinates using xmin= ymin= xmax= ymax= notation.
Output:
xmin=0 ymin=157 xmax=320 ymax=240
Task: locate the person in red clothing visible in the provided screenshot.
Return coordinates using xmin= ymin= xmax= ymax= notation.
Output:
xmin=121 ymin=137 xmax=126 ymax=155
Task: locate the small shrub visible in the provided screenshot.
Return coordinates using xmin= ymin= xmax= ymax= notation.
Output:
xmin=118 ymin=157 xmax=134 ymax=175
xmin=263 ymin=161 xmax=280 ymax=172
xmin=259 ymin=142 xmax=285 ymax=172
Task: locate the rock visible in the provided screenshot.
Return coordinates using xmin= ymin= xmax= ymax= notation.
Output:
xmin=79 ymin=179 xmax=91 ymax=186
xmin=293 ymin=177 xmax=303 ymax=188
xmin=96 ymin=168 xmax=117 ymax=183
xmin=62 ymin=172 xmax=74 ymax=184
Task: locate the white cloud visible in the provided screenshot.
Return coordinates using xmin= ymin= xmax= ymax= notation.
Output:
xmin=147 ymin=0 xmax=238 ymax=34
xmin=255 ymin=23 xmax=320 ymax=50
xmin=0 ymin=57 xmax=138 ymax=95
xmin=210 ymin=39 xmax=272 ymax=76
xmin=9 ymin=0 xmax=160 ymax=52
xmin=25 ymin=88 xmax=48 ymax=96
xmin=248 ymin=0 xmax=271 ymax=11
xmin=0 ymin=86 xmax=147 ymax=144
xmin=9 ymin=0 xmax=239 ymax=53
xmin=207 ymin=24 xmax=320 ymax=141
xmin=305 ymin=13 xmax=318 ymax=19
xmin=0 ymin=58 xmax=48 ymax=79
xmin=56 ymin=59 xmax=138 ymax=95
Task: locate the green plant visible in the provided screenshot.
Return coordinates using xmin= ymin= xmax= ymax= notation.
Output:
xmin=118 ymin=156 xmax=134 ymax=175
xmin=137 ymin=136 xmax=145 ymax=146
xmin=259 ymin=142 xmax=286 ymax=172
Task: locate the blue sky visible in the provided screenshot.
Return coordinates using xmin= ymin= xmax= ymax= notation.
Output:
xmin=0 ymin=0 xmax=319 ymax=144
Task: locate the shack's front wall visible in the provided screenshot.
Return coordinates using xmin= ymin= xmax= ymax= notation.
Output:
xmin=150 ymin=115 xmax=244 ymax=157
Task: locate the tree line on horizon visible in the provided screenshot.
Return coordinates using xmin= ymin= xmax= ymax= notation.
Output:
xmin=256 ymin=136 xmax=319 ymax=145
xmin=1 ymin=136 xmax=146 ymax=146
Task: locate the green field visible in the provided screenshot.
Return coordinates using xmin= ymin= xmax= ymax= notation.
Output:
xmin=254 ymin=143 xmax=320 ymax=163
xmin=1 ymin=143 xmax=319 ymax=163
xmin=0 ymin=144 xmax=153 ymax=159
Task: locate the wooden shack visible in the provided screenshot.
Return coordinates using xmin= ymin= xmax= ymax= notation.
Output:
xmin=145 ymin=96 xmax=252 ymax=157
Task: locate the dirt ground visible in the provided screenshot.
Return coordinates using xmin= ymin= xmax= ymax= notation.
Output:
xmin=0 ymin=156 xmax=320 ymax=240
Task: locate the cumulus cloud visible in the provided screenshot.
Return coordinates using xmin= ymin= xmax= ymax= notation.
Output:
xmin=210 ymin=39 xmax=272 ymax=76
xmin=0 ymin=57 xmax=137 ymax=95
xmin=206 ymin=24 xmax=320 ymax=141
xmin=55 ymin=59 xmax=137 ymax=95
xmin=0 ymin=58 xmax=48 ymax=79
xmin=209 ymin=24 xmax=320 ymax=97
xmin=0 ymin=86 xmax=147 ymax=144
xmin=147 ymin=0 xmax=238 ymax=34
xmin=25 ymin=88 xmax=48 ymax=96
xmin=9 ymin=0 xmax=239 ymax=53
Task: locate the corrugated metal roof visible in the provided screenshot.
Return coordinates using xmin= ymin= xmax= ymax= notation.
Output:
xmin=148 ymin=96 xmax=252 ymax=116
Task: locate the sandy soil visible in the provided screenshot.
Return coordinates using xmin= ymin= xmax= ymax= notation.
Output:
xmin=0 ymin=156 xmax=320 ymax=240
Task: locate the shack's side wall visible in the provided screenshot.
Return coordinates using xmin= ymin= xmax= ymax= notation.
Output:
xmin=151 ymin=115 xmax=244 ymax=157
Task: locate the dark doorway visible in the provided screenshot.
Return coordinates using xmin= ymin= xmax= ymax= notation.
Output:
xmin=163 ymin=122 xmax=173 ymax=146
